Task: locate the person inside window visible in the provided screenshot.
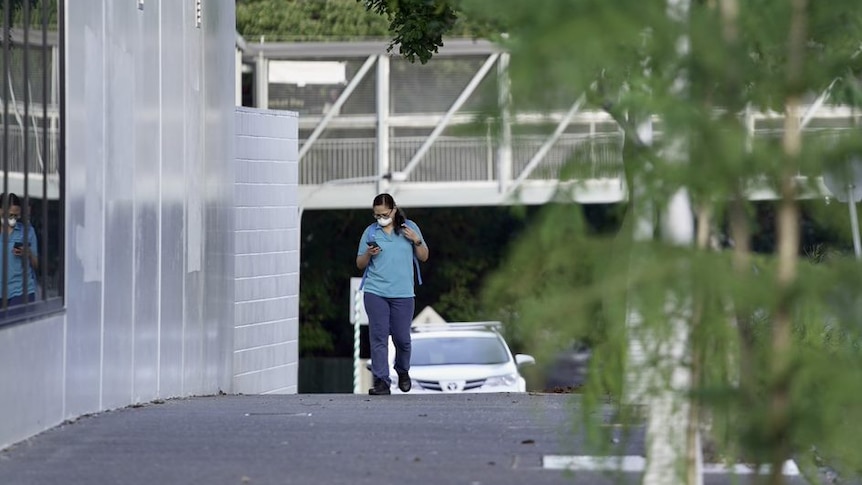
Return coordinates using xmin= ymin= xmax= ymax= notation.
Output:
xmin=1 ymin=193 xmax=39 ymax=305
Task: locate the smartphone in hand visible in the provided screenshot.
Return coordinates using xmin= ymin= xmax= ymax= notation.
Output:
xmin=367 ymin=241 xmax=380 ymax=250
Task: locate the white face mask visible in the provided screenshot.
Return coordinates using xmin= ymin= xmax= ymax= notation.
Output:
xmin=4 ymin=218 xmax=16 ymax=228
xmin=377 ymin=217 xmax=393 ymax=227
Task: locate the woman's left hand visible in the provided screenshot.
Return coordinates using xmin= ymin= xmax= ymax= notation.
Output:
xmin=401 ymin=224 xmax=420 ymax=245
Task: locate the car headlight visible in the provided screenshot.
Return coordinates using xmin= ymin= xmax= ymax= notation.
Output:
xmin=484 ymin=373 xmax=519 ymax=387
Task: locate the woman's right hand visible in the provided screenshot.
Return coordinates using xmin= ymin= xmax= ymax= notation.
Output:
xmin=366 ymin=245 xmax=381 ymax=256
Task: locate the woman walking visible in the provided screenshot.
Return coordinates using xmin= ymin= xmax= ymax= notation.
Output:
xmin=356 ymin=193 xmax=429 ymax=395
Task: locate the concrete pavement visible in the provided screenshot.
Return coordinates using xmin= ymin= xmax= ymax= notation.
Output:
xmin=0 ymin=393 xmax=806 ymax=485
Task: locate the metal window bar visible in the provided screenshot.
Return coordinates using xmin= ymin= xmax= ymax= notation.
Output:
xmin=2 ymin=0 xmax=11 ymax=309
xmin=22 ymin=0 xmax=32 ymax=310
xmin=40 ymin=0 xmax=49 ymax=303
xmin=57 ymin=0 xmax=65 ymax=303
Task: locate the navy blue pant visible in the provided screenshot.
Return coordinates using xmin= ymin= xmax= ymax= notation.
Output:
xmin=364 ymin=293 xmax=414 ymax=385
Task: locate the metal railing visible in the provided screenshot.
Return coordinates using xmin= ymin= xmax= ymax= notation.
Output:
xmin=300 ymin=133 xmax=625 ymax=185
xmin=299 ymin=125 xmax=861 ymax=189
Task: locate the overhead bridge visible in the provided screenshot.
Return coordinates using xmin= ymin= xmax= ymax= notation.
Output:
xmin=236 ymin=38 xmax=856 ymax=210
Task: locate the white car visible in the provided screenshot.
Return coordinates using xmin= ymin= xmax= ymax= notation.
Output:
xmin=381 ymin=322 xmax=536 ymax=394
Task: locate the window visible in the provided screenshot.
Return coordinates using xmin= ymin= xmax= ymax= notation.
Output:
xmin=0 ymin=0 xmax=63 ymax=323
xmin=411 ymin=336 xmax=511 ymax=366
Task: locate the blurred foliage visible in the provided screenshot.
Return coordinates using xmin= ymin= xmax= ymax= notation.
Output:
xmin=482 ymin=199 xmax=862 ymax=464
xmin=451 ymin=0 xmax=862 ymax=482
xmin=7 ymin=0 xmax=58 ymax=27
xmin=237 ymin=0 xmax=392 ymax=41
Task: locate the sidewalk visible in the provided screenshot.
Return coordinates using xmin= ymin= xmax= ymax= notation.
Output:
xmin=0 ymin=393 xmax=805 ymax=485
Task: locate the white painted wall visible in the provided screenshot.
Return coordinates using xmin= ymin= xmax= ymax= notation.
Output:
xmin=233 ymin=107 xmax=299 ymax=394
xmin=0 ymin=0 xmax=237 ymax=449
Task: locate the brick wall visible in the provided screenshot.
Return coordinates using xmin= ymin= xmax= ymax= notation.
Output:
xmin=233 ymin=107 xmax=299 ymax=394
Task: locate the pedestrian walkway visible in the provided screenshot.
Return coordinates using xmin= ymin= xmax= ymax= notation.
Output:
xmin=0 ymin=393 xmax=807 ymax=485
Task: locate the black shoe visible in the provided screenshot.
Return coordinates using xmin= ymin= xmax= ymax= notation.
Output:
xmin=368 ymin=380 xmax=391 ymax=395
xmin=397 ymin=372 xmax=411 ymax=393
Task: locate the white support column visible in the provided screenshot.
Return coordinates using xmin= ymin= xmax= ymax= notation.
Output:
xmin=255 ymin=51 xmax=268 ymax=109
xmin=235 ymin=48 xmax=242 ymax=106
xmin=590 ymin=118 xmax=597 ymax=175
xmin=744 ymin=104 xmax=755 ymax=152
xmin=497 ymin=52 xmax=513 ymax=193
xmin=353 ymin=292 xmax=363 ymax=394
xmin=486 ymin=121 xmax=494 ymax=180
xmin=376 ymin=55 xmax=391 ymax=194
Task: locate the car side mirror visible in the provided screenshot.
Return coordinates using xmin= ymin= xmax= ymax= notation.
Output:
xmin=515 ymin=354 xmax=535 ymax=367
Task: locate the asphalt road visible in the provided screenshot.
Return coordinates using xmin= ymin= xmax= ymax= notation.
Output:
xmin=0 ymin=393 xmax=807 ymax=485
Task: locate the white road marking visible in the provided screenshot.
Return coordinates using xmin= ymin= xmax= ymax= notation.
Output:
xmin=542 ymin=455 xmax=800 ymax=476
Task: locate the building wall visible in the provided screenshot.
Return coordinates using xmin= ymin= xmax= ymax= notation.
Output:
xmin=233 ymin=107 xmax=299 ymax=394
xmin=0 ymin=0 xmax=237 ymax=449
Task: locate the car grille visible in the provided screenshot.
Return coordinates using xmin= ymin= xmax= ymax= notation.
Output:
xmin=416 ymin=379 xmax=486 ymax=391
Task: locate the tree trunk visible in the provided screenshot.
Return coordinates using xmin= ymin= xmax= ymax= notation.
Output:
xmin=770 ymin=98 xmax=800 ymax=485
xmin=769 ymin=0 xmax=806 ymax=482
xmin=685 ymin=205 xmax=712 ymax=485
xmin=729 ymin=197 xmax=756 ymax=396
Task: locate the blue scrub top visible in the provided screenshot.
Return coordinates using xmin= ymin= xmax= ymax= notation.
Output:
xmin=357 ymin=220 xmax=423 ymax=298
xmin=4 ymin=224 xmax=39 ymax=298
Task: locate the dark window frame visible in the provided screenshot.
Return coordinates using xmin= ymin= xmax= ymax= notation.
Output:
xmin=0 ymin=0 xmax=64 ymax=326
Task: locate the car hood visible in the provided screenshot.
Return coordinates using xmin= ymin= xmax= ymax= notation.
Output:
xmin=407 ymin=363 xmax=517 ymax=381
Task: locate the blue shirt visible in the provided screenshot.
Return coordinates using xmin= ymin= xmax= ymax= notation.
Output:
xmin=357 ymin=220 xmax=423 ymax=298
xmin=4 ymin=224 xmax=39 ymax=298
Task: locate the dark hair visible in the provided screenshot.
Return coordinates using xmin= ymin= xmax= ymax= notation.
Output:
xmin=372 ymin=193 xmax=406 ymax=234
xmin=0 ymin=193 xmax=21 ymax=209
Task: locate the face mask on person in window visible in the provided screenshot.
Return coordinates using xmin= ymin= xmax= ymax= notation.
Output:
xmin=377 ymin=216 xmax=392 ymax=227
xmin=3 ymin=217 xmax=16 ymax=228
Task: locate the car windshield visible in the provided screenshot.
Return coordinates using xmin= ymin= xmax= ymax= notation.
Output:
xmin=411 ymin=336 xmax=510 ymax=366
